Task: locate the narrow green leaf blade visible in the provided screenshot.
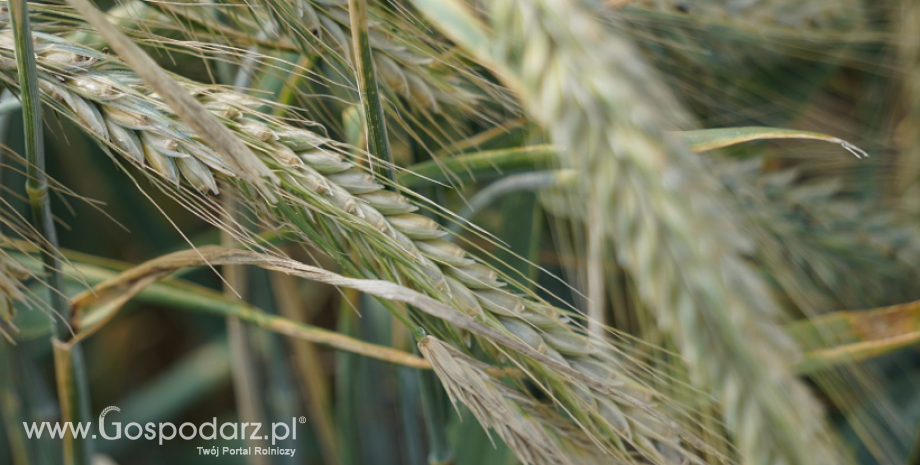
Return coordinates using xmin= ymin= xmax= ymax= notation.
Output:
xmin=678 ymin=126 xmax=867 ymax=156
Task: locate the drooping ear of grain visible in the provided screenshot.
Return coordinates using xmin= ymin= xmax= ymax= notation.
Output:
xmin=410 ymin=0 xmax=843 ymax=463
xmin=0 ymin=18 xmax=715 ymax=465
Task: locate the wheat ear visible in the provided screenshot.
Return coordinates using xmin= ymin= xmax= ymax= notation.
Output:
xmin=0 ymin=18 xmax=712 ymax=464
xmin=414 ymin=0 xmax=842 ymax=463
xmin=419 ymin=335 xmax=573 ymax=465
xmin=541 ymin=157 xmax=920 ymax=310
xmin=719 ymin=160 xmax=920 ymax=309
xmin=0 ymin=242 xmax=29 ymax=339
xmin=150 ymin=0 xmax=479 ymax=113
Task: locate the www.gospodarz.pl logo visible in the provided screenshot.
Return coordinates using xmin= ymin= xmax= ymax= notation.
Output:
xmin=23 ymin=406 xmax=304 ymax=457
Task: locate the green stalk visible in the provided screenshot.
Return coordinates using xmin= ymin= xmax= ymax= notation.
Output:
xmin=417 ymin=370 xmax=452 ymax=465
xmin=222 ymin=198 xmax=270 ymax=465
xmin=347 ymin=0 xmax=395 ymax=181
xmin=400 ymin=125 xmax=858 ymax=188
xmin=446 ymin=172 xmax=560 ymax=236
xmin=249 ymin=269 xmax=299 ymax=465
xmin=0 ymin=87 xmax=37 ymax=465
xmin=335 ymin=289 xmax=361 ymax=465
xmin=397 ymin=367 xmax=426 ymax=465
xmin=9 ymin=0 xmax=58 ymax=333
xmin=9 ymin=1 xmax=92 ymax=464
xmin=272 ymin=274 xmax=342 ymax=465
xmin=5 ymin=248 xmax=430 ymax=368
xmin=400 ymin=146 xmax=556 ymax=187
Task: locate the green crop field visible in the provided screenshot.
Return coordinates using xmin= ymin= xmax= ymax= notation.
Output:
xmin=1 ymin=1 xmax=920 ymax=464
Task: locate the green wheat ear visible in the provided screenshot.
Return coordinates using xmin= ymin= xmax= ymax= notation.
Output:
xmin=410 ymin=0 xmax=845 ymax=463
xmin=0 ymin=18 xmax=720 ymax=465
xmin=5 ymin=0 xmax=916 ymax=464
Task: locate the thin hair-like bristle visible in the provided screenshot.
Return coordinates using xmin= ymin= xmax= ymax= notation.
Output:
xmin=416 ymin=0 xmax=844 ymax=463
xmin=0 ymin=18 xmax=716 ymax=464
xmin=419 ymin=336 xmax=572 ymax=465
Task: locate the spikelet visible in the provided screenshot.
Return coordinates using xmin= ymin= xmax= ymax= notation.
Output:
xmin=0 ymin=23 xmax=714 ymax=464
xmin=0 ymin=247 xmax=29 ymax=341
xmin=252 ymin=0 xmax=476 ymax=111
xmin=418 ymin=336 xmax=571 ymax=465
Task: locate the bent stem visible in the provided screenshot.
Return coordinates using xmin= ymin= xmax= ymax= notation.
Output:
xmin=9 ymin=0 xmax=92 ymax=463
xmin=335 ymin=288 xmax=361 ymax=465
xmin=5 ymin=247 xmax=432 ymax=369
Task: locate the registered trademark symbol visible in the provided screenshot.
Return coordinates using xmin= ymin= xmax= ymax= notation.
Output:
xmin=299 ymin=417 xmax=307 ymax=424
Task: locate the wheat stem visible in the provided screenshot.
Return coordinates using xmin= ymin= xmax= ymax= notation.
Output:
xmin=9 ymin=0 xmax=62 ymax=334
xmin=348 ymin=0 xmax=395 ymax=181
xmin=9 ymin=2 xmax=94 ymax=464
xmin=446 ymin=171 xmax=561 ymax=236
xmin=403 ymin=126 xmax=863 ymax=188
xmin=4 ymin=246 xmax=434 ymax=369
xmin=335 ymin=288 xmax=361 ymax=465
